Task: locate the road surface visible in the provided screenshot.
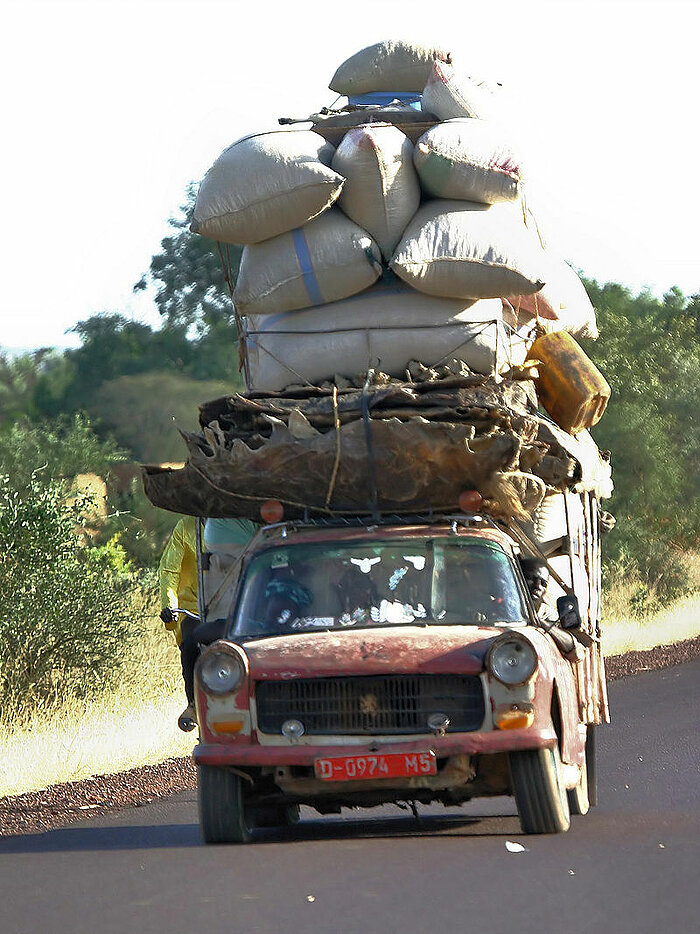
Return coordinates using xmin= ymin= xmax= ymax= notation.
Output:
xmin=1 ymin=661 xmax=698 ymax=934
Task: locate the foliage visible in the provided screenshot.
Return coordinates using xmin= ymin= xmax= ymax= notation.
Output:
xmin=582 ymin=280 xmax=700 ymax=610
xmin=0 ymin=475 xmax=140 ymax=721
xmin=91 ymin=370 xmax=235 ymax=463
xmin=0 ymin=414 xmax=124 ymax=493
xmin=133 ymin=183 xmax=242 ymax=332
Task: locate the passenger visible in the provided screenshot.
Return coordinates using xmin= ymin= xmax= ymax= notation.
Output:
xmin=519 ymin=557 xmax=557 ymax=623
xmin=158 ymin=515 xmax=202 ymax=731
xmin=178 ymin=517 xmax=259 ymax=732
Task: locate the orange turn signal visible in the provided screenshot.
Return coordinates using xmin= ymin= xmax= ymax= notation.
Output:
xmin=493 ymin=703 xmax=534 ymax=731
xmin=210 ymin=719 xmax=245 ymax=735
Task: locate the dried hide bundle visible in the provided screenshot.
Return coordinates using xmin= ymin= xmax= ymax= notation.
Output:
xmin=142 ymin=373 xmax=610 ymax=520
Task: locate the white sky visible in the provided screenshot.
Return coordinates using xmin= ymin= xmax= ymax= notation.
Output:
xmin=1 ymin=0 xmax=698 ymax=352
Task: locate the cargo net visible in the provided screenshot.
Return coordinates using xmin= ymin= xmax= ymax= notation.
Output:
xmin=142 ymin=363 xmax=593 ymax=522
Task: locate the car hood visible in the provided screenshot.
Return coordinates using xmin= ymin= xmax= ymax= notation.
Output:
xmin=238 ymin=625 xmax=508 ymax=681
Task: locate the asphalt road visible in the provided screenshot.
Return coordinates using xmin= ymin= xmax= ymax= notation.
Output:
xmin=1 ymin=661 xmax=698 ymax=934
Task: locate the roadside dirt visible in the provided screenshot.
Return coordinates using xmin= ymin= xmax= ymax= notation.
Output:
xmin=2 ymin=635 xmax=698 ymax=837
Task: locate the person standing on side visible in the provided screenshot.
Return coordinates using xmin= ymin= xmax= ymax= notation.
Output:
xmin=178 ymin=517 xmax=259 ymax=732
xmin=158 ymin=514 xmax=201 ymax=731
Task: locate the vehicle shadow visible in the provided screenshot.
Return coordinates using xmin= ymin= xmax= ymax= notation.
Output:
xmin=0 ymin=806 xmax=522 ymax=853
xmin=256 ymin=808 xmax=521 ymax=844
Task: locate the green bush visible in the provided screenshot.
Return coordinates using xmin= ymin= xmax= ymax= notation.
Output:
xmin=0 ymin=476 xmax=142 ymax=722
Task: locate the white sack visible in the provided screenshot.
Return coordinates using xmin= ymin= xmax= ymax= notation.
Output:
xmin=330 ymin=40 xmax=451 ymax=94
xmin=191 ymin=130 xmax=344 ymax=245
xmin=502 ymin=257 xmax=598 ymax=340
xmin=242 ymin=284 xmax=530 ymax=392
xmin=233 ymin=210 xmax=383 ymax=316
xmin=422 ymin=61 xmax=502 ymax=122
xmin=414 ymin=119 xmax=523 ymax=204
xmin=391 ymin=200 xmax=547 ymax=300
xmin=332 ymin=123 xmax=421 ymax=260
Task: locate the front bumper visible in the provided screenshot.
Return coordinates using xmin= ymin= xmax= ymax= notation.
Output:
xmin=194 ymin=727 xmax=557 ymax=767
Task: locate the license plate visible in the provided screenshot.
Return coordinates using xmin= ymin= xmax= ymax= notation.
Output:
xmin=315 ymin=752 xmax=437 ymax=782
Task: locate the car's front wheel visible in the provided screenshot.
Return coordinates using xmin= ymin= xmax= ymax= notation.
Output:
xmin=197 ymin=764 xmax=254 ymax=844
xmin=510 ymin=744 xmax=571 ymax=834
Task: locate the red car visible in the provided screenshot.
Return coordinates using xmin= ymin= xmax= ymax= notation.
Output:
xmin=193 ymin=514 xmax=601 ymax=843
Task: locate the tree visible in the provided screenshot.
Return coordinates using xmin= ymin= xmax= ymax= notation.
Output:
xmin=0 ymin=414 xmax=124 ymax=493
xmin=0 ymin=474 xmax=138 ymax=720
xmin=133 ymin=183 xmax=242 ymax=332
xmin=581 ymin=279 xmax=700 ymax=607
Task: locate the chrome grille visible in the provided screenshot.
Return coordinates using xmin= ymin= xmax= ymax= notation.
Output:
xmin=256 ymin=674 xmax=485 ymax=735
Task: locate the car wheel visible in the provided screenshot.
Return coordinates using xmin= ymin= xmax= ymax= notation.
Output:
xmin=567 ymin=746 xmax=590 ymax=816
xmin=197 ymin=764 xmax=253 ymax=844
xmin=510 ymin=744 xmax=571 ymax=834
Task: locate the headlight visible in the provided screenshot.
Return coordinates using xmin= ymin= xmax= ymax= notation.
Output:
xmin=488 ymin=636 xmax=538 ymax=685
xmin=199 ymin=651 xmax=245 ymax=695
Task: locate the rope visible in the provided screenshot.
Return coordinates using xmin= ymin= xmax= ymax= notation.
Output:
xmin=325 ymin=385 xmax=342 ymax=508
xmin=361 ymin=370 xmax=379 ymax=519
xmin=216 ymin=241 xmax=250 ymax=386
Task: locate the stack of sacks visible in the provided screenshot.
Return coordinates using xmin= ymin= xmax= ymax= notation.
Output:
xmin=243 ymin=287 xmax=530 ymax=393
xmin=191 ymin=38 xmax=599 ymax=396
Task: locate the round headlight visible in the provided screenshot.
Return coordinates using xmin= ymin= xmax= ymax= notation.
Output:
xmin=199 ymin=651 xmax=245 ymax=695
xmin=489 ymin=636 xmax=538 ymax=685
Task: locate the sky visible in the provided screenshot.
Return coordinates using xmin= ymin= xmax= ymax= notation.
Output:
xmin=1 ymin=0 xmax=698 ymax=352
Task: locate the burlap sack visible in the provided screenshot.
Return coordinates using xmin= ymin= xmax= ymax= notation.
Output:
xmin=503 ymin=256 xmax=598 ymax=340
xmin=233 ymin=210 xmax=383 ymax=316
xmin=332 ymin=123 xmax=421 ymax=260
xmin=414 ymin=119 xmax=523 ymax=204
xmin=421 ymin=61 xmax=502 ymax=122
xmin=330 ymin=40 xmax=451 ymax=94
xmin=242 ymin=285 xmax=529 ymax=392
xmin=191 ymin=130 xmax=344 ymax=245
xmin=391 ymin=200 xmax=547 ymax=300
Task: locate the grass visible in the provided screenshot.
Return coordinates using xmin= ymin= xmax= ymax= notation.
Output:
xmin=0 ymin=609 xmax=195 ymax=799
xmin=2 ymin=586 xmax=699 ymax=799
xmin=602 ymin=591 xmax=700 ymax=656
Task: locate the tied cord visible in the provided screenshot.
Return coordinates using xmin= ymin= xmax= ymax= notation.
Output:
xmin=325 ymin=385 xmax=342 ymax=508
xmin=361 ymin=369 xmax=379 ymax=520
xmin=216 ymin=241 xmax=251 ymax=386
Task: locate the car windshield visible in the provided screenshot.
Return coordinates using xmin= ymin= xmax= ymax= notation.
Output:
xmin=230 ymin=538 xmax=529 ymax=639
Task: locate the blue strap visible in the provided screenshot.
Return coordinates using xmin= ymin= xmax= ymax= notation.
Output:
xmin=292 ymin=228 xmax=323 ymax=306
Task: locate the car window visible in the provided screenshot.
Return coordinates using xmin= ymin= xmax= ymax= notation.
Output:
xmin=230 ymin=538 xmax=529 ymax=639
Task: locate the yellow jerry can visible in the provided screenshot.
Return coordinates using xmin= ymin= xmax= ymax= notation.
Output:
xmin=525 ymin=331 xmax=611 ymax=435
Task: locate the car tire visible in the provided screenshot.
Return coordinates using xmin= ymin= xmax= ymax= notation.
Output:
xmin=567 ymin=747 xmax=590 ymax=816
xmin=510 ymin=744 xmax=571 ymax=834
xmin=197 ymin=764 xmax=253 ymax=844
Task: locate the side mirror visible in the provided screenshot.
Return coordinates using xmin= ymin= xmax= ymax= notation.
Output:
xmin=556 ymin=595 xmax=594 ymax=647
xmin=556 ymin=595 xmax=582 ymax=630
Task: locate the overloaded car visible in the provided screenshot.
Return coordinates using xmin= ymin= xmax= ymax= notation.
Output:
xmin=192 ymin=513 xmax=601 ymax=843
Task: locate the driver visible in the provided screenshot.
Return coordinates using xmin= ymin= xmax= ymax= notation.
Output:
xmin=264 ymin=578 xmax=313 ymax=629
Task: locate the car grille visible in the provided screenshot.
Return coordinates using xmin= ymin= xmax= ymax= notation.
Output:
xmin=256 ymin=674 xmax=485 ymax=735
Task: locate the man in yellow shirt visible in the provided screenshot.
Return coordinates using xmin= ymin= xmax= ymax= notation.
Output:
xmin=158 ymin=515 xmax=200 ymax=730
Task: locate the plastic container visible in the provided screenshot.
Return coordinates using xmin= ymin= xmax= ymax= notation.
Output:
xmin=526 ymin=331 xmax=610 ymax=434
